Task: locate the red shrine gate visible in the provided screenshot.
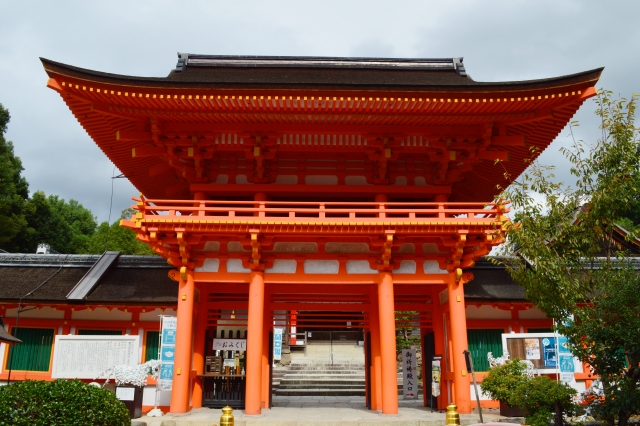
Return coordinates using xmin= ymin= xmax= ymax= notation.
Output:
xmin=42 ymin=54 xmax=601 ymax=414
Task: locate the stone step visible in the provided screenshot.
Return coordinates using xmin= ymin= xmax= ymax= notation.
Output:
xmin=276 ymin=388 xmax=366 ymax=396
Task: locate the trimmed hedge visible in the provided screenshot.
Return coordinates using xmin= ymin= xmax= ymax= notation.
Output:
xmin=0 ymin=379 xmax=130 ymax=426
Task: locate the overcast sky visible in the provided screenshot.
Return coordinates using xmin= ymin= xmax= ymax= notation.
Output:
xmin=1 ymin=1 xmax=638 ymax=223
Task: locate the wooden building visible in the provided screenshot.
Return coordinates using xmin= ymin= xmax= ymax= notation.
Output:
xmin=35 ymin=54 xmax=601 ymax=414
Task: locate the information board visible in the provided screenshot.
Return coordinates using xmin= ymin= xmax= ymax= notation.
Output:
xmin=51 ymin=335 xmax=140 ymax=379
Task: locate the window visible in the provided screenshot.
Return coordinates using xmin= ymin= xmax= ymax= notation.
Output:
xmin=6 ymin=328 xmax=54 ymax=372
xmin=467 ymin=329 xmax=504 ymax=372
xmin=77 ymin=329 xmax=123 ymax=335
xmin=145 ymin=331 xmax=160 ymax=362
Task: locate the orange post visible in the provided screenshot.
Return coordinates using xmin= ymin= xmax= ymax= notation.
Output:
xmin=169 ymin=269 xmax=195 ymax=413
xmin=245 ymin=270 xmax=265 ymax=414
xmin=378 ymin=271 xmax=398 ymax=414
xmin=191 ymin=291 xmax=208 ymax=408
xmin=369 ymin=287 xmax=382 ymax=410
xmin=431 ymin=285 xmax=446 ymax=408
xmin=447 ymin=272 xmax=471 ymax=413
xmin=261 ymin=299 xmax=271 ymax=409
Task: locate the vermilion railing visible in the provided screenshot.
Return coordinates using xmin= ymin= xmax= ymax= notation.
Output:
xmin=133 ymin=198 xmax=509 ymax=222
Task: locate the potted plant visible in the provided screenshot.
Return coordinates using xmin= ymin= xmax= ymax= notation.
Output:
xmin=96 ymin=359 xmax=161 ymax=419
xmin=481 ymin=356 xmax=532 ymax=417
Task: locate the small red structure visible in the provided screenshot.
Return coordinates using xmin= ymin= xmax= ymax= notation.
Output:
xmin=41 ymin=54 xmax=601 ymax=414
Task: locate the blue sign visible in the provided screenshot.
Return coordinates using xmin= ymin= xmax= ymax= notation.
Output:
xmin=162 ymin=329 xmax=176 ymax=345
xmin=160 ymin=364 xmax=174 ymax=379
xmin=161 ymin=346 xmax=175 ymax=362
xmin=543 ymin=337 xmax=557 ymax=368
xmin=559 ymin=355 xmax=574 ymax=373
xmin=558 ymin=336 xmax=571 ymax=354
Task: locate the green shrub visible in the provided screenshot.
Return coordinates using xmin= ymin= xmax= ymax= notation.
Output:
xmin=513 ymin=375 xmax=577 ymax=426
xmin=0 ymin=379 xmax=130 ymax=426
xmin=480 ymin=358 xmax=530 ymax=406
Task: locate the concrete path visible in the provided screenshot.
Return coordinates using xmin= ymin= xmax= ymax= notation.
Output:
xmin=135 ymin=397 xmax=504 ymax=426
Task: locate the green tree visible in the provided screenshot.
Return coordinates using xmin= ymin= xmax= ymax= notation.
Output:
xmin=0 ymin=103 xmax=29 ymax=246
xmin=496 ymin=91 xmax=640 ymax=426
xmin=85 ymin=208 xmax=154 ymax=255
xmin=4 ymin=191 xmax=97 ymax=254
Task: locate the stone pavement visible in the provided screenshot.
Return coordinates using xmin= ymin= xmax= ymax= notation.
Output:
xmin=135 ymin=396 xmax=504 ymax=426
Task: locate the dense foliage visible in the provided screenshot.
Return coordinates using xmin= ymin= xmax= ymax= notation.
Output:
xmin=512 ymin=376 xmax=577 ymax=426
xmin=0 ymin=103 xmax=153 ymax=256
xmin=480 ymin=358 xmax=530 ymax=404
xmin=0 ymin=379 xmax=130 ymax=426
xmin=481 ymin=359 xmax=576 ymax=426
xmin=496 ymin=91 xmax=640 ymax=426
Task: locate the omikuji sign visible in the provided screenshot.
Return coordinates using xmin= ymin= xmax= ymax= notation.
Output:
xmin=213 ymin=339 xmax=247 ymax=351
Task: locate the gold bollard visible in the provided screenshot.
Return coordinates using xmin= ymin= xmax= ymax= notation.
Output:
xmin=445 ymin=404 xmax=460 ymax=426
xmin=220 ymin=405 xmax=234 ymax=426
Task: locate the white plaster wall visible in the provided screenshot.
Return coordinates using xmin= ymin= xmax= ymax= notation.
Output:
xmin=139 ymin=309 xmax=164 ymax=322
xmin=423 ymin=260 xmax=447 ymax=274
xmin=5 ymin=306 xmax=64 ymax=319
xmin=304 ymin=260 xmax=339 ymax=274
xmin=518 ymin=307 xmax=549 ymax=319
xmin=71 ymin=307 xmax=132 ymax=321
xmin=265 ymin=259 xmax=297 ymax=274
xmin=227 ymin=259 xmax=250 ymax=273
xmin=142 ymin=386 xmax=171 ymax=407
xmin=346 ymin=260 xmax=377 ymax=274
xmin=465 ymin=305 xmax=512 ymax=320
xmin=195 ymin=258 xmax=219 ymax=272
xmin=394 ymin=260 xmax=416 ymax=274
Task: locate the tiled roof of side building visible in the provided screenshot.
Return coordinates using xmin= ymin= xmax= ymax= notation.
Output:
xmin=0 ymin=253 xmax=527 ymax=304
xmin=40 ymin=55 xmax=603 ymax=92
xmin=0 ymin=253 xmax=176 ymax=305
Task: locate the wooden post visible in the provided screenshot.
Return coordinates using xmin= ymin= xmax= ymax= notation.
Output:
xmin=245 ymin=270 xmax=265 ymax=414
xmin=261 ymin=291 xmax=271 ymax=409
xmin=447 ymin=271 xmax=471 ymax=414
xmin=169 ymin=269 xmax=195 ymax=413
xmin=378 ymin=271 xmax=398 ymax=414
xmin=369 ymin=287 xmax=382 ymax=410
xmin=191 ymin=287 xmax=207 ymax=409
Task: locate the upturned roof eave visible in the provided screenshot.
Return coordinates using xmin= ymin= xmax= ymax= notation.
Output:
xmin=40 ymin=57 xmax=603 ymax=94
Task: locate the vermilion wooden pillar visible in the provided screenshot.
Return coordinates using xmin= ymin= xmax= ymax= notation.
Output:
xmin=431 ymin=285 xmax=446 ymax=409
xmin=245 ymin=270 xmax=265 ymax=414
xmin=447 ymin=272 xmax=471 ymax=413
xmin=191 ymin=287 xmax=208 ymax=408
xmin=261 ymin=291 xmax=271 ymax=409
xmin=378 ymin=271 xmax=398 ymax=414
xmin=369 ymin=287 xmax=382 ymax=411
xmin=169 ymin=269 xmax=195 ymax=413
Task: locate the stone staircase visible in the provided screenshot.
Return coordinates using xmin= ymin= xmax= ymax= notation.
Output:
xmin=272 ymin=362 xmax=423 ymax=397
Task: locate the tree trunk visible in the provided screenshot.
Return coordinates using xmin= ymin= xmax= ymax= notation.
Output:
xmin=554 ymin=402 xmax=563 ymax=426
xmin=618 ymin=411 xmax=630 ymax=426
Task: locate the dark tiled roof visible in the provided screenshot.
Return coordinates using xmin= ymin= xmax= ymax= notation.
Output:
xmin=0 ymin=253 xmax=526 ymax=305
xmin=465 ymin=258 xmax=527 ymax=302
xmin=0 ymin=254 xmax=176 ymax=305
xmin=40 ymin=56 xmax=603 ymax=92
xmin=0 ymin=319 xmax=21 ymax=344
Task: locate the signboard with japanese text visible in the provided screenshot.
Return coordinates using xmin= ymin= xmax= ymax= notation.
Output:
xmin=158 ymin=316 xmax=177 ymax=391
xmin=402 ymin=349 xmax=418 ymax=399
xmin=51 ymin=335 xmax=140 ymax=379
xmin=273 ymin=328 xmax=283 ymax=361
xmin=213 ymin=338 xmax=247 ymax=352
